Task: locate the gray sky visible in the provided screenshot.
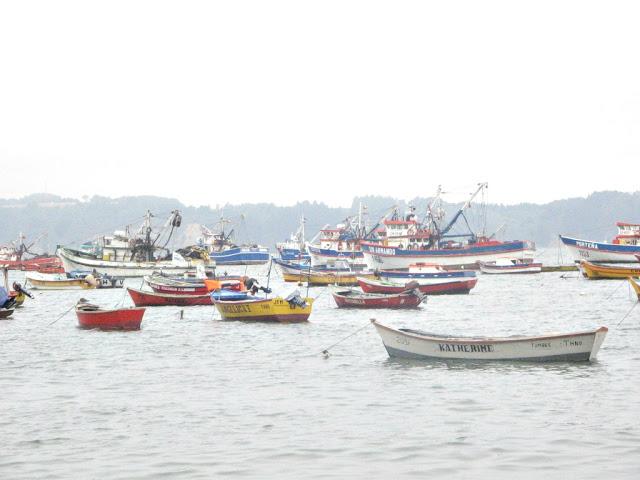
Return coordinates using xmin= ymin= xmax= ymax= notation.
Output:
xmin=1 ymin=1 xmax=638 ymax=207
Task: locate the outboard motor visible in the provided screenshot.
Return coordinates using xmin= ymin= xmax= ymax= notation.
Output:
xmin=285 ymin=290 xmax=307 ymax=308
xmin=12 ymin=282 xmax=33 ymax=299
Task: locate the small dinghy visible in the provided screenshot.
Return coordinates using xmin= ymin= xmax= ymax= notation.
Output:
xmin=357 ymin=276 xmax=478 ymax=295
xmin=371 ymin=320 xmax=608 ymax=362
xmin=478 ymin=259 xmax=542 ymax=274
xmin=75 ymin=299 xmax=145 ymax=330
xmin=332 ymin=288 xmax=425 ymax=309
xmin=127 ymin=287 xmax=213 ymax=307
xmin=579 ymin=260 xmax=640 ymax=280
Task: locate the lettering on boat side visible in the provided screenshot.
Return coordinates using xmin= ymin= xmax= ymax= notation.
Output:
xmin=438 ymin=344 xmax=494 ymax=353
xmin=576 ymin=241 xmax=598 ymax=249
xmin=395 ymin=336 xmax=410 ymax=345
xmin=562 ymin=339 xmax=583 ymax=347
xmin=369 ymin=246 xmax=395 ymax=256
xmin=532 ymin=342 xmax=552 ymax=349
xmin=221 ymin=304 xmax=252 ymax=313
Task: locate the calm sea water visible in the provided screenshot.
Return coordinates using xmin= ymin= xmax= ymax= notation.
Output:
xmin=2 ymin=261 xmax=639 ymax=479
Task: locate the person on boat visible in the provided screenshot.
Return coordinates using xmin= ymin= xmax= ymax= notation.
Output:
xmin=243 ymin=277 xmax=272 ymax=296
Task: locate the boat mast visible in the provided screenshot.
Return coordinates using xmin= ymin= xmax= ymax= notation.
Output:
xmin=439 ymin=182 xmax=488 ymax=237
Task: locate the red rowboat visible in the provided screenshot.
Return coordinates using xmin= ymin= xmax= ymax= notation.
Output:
xmin=147 ymin=280 xmax=209 ymax=295
xmin=332 ymin=288 xmax=425 ymax=309
xmin=3 ymin=257 xmax=64 ymax=273
xmin=357 ymin=276 xmax=477 ymax=295
xmin=76 ymin=301 xmax=145 ymax=330
xmin=127 ymin=287 xmax=212 ymax=307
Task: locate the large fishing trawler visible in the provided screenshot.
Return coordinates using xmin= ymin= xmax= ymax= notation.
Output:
xmin=361 ymin=183 xmax=536 ymax=269
xmin=57 ymin=210 xmax=212 ymax=277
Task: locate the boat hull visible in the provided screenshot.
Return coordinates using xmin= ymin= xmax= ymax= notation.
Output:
xmin=57 ymin=247 xmax=208 ymax=277
xmin=358 ymin=277 xmax=477 ymax=295
xmin=0 ymin=308 xmax=14 ymax=319
xmin=479 ymin=263 xmax=542 ymax=274
xmin=378 ymin=269 xmax=476 ymax=283
xmin=361 ymin=240 xmax=535 ymax=269
xmin=579 ymin=260 xmax=640 ymax=279
xmin=559 ymin=235 xmax=640 ymax=263
xmin=25 ymin=272 xmax=96 ymax=290
xmin=282 ymin=271 xmax=375 ymax=286
xmin=213 ymin=297 xmax=313 ymax=322
xmin=372 ymin=320 xmax=608 ymax=362
xmin=76 ymin=308 xmax=145 ymax=330
xmin=332 ymin=290 xmax=423 ymax=309
xmin=209 ymin=247 xmax=270 ymax=265
xmin=307 ymin=245 xmax=365 ymax=268
xmin=127 ymin=288 xmax=212 ymax=307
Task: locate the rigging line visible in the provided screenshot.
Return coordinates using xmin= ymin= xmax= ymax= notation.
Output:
xmin=319 ymin=320 xmax=371 ymax=357
xmin=616 ymin=301 xmax=639 ymax=327
xmin=605 ymin=280 xmax=627 ymax=300
xmin=48 ymin=303 xmax=76 ymax=326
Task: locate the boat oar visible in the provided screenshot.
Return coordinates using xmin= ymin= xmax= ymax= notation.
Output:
xmin=320 ymin=320 xmax=371 ymax=357
xmin=48 ymin=303 xmax=77 ymax=326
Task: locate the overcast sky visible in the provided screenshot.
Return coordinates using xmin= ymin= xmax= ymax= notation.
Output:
xmin=1 ymin=1 xmax=638 ymax=207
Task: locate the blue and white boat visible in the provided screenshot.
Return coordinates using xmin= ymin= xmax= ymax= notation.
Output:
xmin=276 ymin=216 xmax=310 ymax=261
xmin=198 ymin=219 xmax=270 ymax=266
xmin=362 ymin=183 xmax=536 ymax=270
xmin=377 ymin=263 xmax=477 ymax=285
xmin=560 ymin=222 xmax=640 ymax=263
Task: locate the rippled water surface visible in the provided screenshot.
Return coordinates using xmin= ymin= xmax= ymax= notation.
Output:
xmin=2 ymin=263 xmax=640 ymax=479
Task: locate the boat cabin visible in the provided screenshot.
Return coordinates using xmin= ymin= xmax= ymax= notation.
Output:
xmin=613 ymin=222 xmax=640 ymax=246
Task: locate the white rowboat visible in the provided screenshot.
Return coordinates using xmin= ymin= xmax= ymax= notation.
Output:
xmin=371 ymin=320 xmax=607 ymax=362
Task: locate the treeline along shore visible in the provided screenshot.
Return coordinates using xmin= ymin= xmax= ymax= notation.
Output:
xmin=0 ymin=191 xmax=639 ymax=251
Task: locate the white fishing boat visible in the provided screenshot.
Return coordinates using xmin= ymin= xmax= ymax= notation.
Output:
xmin=559 ymin=222 xmax=640 ymax=263
xmin=371 ymin=320 xmax=607 ymax=362
xmin=307 ymin=203 xmax=369 ymax=268
xmin=478 ymin=259 xmax=542 ymax=274
xmin=57 ymin=210 xmax=214 ymax=277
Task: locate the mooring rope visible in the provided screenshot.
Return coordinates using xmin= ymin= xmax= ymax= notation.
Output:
xmin=48 ymin=303 xmax=76 ymax=326
xmin=616 ymin=301 xmax=639 ymax=327
xmin=320 ymin=320 xmax=371 ymax=357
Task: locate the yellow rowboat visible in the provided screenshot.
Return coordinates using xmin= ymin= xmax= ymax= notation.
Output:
xmin=213 ymin=296 xmax=314 ymax=322
xmin=629 ymin=277 xmax=640 ymax=301
xmin=282 ymin=271 xmax=375 ymax=286
xmin=25 ymin=272 xmax=98 ymax=290
xmin=579 ymin=260 xmax=640 ymax=280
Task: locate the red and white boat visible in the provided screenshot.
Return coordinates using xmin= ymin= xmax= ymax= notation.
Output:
xmin=75 ymin=301 xmax=145 ymax=330
xmin=127 ymin=287 xmax=213 ymax=307
xmin=478 ymin=259 xmax=542 ymax=274
xmin=145 ymin=275 xmax=246 ymax=296
xmin=357 ymin=276 xmax=477 ymax=295
xmin=332 ymin=288 xmax=425 ymax=309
